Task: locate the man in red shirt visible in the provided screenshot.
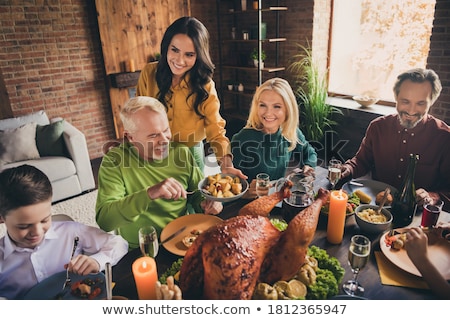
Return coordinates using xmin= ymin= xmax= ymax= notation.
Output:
xmin=341 ymin=68 xmax=450 ymax=210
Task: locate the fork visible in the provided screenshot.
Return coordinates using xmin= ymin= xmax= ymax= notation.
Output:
xmin=62 ymin=236 xmax=79 ymax=290
xmin=187 ymin=190 xmax=211 ymax=195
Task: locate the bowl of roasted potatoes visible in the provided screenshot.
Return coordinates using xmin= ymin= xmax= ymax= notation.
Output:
xmin=199 ymin=173 xmax=249 ymax=202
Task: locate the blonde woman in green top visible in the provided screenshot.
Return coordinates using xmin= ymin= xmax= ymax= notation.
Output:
xmin=95 ymin=96 xmax=223 ymax=249
xmin=231 ymin=78 xmax=317 ymax=198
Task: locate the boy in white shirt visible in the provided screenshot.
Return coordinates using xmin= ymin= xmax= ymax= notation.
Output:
xmin=0 ymin=165 xmax=128 ymax=299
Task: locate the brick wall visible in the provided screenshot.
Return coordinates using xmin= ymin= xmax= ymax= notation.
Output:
xmin=0 ymin=0 xmax=114 ymax=159
xmin=427 ymin=0 xmax=450 ymax=120
xmin=194 ymin=0 xmax=449 ymax=120
xmin=1 ymin=0 xmax=448 ymax=161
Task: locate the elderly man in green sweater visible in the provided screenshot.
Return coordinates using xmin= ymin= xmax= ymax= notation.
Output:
xmin=95 ymin=96 xmax=222 ymax=249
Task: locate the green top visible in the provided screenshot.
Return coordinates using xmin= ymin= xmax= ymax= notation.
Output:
xmin=95 ymin=142 xmax=204 ymax=249
xmin=231 ymin=127 xmax=317 ymax=180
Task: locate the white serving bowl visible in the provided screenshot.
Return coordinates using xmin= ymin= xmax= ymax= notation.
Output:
xmin=352 ymin=95 xmax=379 ymax=107
xmin=355 ymin=204 xmax=392 ymax=234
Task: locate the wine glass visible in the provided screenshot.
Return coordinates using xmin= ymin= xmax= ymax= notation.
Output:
xmin=256 ymin=173 xmax=270 ymax=197
xmin=138 ymin=226 xmax=159 ymax=258
xmin=327 ymin=159 xmax=342 ymax=190
xmin=343 ymin=234 xmax=371 ymax=296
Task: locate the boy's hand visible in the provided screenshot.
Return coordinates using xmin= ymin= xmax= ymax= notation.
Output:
xmin=67 ymin=255 xmax=100 ymax=275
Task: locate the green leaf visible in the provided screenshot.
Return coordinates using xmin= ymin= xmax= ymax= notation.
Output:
xmin=288 ymin=42 xmax=342 ymax=141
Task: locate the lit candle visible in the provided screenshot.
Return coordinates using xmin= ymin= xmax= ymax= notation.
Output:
xmin=132 ymin=256 xmax=157 ymax=299
xmin=326 ymin=190 xmax=348 ymax=244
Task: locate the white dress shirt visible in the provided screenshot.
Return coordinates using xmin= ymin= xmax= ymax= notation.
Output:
xmin=0 ymin=221 xmax=128 ymax=299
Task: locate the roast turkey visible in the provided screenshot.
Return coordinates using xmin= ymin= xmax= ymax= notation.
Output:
xmin=179 ymin=187 xmax=330 ymax=299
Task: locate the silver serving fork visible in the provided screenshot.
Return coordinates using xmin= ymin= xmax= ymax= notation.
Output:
xmin=62 ymin=236 xmax=79 ymax=290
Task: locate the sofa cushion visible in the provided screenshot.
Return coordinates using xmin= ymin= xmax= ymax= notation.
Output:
xmin=0 ymin=110 xmax=50 ymax=130
xmin=36 ymin=120 xmax=67 ymax=157
xmin=2 ymin=157 xmax=77 ymax=182
xmin=0 ymin=122 xmax=40 ymax=167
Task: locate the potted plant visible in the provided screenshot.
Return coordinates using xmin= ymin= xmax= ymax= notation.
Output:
xmin=288 ymin=43 xmax=342 ymax=143
xmin=251 ymin=48 xmax=266 ymax=68
xmin=151 ymin=52 xmax=161 ymax=62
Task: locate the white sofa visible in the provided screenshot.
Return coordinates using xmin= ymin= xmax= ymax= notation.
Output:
xmin=0 ymin=110 xmax=95 ymax=203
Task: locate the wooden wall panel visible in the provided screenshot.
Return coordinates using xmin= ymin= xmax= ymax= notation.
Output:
xmin=0 ymin=70 xmax=13 ymax=120
xmin=95 ymin=0 xmax=190 ymax=138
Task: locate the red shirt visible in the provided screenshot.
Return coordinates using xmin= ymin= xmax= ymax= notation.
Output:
xmin=346 ymin=114 xmax=450 ymax=202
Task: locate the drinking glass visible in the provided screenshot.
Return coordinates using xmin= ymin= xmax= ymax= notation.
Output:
xmin=327 ymin=159 xmax=342 ymax=190
xmin=256 ymin=173 xmax=270 ymax=197
xmin=343 ymin=234 xmax=371 ymax=296
xmin=421 ymin=199 xmax=444 ymax=228
xmin=139 ymin=226 xmax=159 ymax=258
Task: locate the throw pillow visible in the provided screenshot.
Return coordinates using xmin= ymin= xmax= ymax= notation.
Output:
xmin=0 ymin=110 xmax=50 ymax=130
xmin=0 ymin=122 xmax=40 ymax=166
xmin=36 ymin=120 xmax=67 ymax=157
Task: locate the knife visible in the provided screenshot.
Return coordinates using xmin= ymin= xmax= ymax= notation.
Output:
xmin=160 ymin=226 xmax=187 ymax=246
xmin=105 ymin=262 xmax=112 ymax=300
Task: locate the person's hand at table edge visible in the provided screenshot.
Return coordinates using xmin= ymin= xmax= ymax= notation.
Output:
xmin=201 ymin=199 xmax=223 ymax=215
xmin=218 ymin=154 xmax=247 ymax=180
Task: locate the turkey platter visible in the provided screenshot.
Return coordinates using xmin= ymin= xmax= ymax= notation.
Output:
xmin=179 ymin=182 xmax=330 ymax=299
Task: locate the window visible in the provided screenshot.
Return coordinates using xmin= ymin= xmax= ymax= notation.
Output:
xmin=328 ymin=0 xmax=436 ymax=103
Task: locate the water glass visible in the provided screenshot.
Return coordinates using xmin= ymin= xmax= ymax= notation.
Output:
xmin=256 ymin=173 xmax=270 ymax=197
xmin=139 ymin=226 xmax=159 ymax=258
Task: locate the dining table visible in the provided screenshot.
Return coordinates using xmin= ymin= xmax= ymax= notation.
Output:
xmin=111 ymin=166 xmax=450 ymax=300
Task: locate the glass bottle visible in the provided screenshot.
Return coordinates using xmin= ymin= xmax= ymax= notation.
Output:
xmin=391 ymin=154 xmax=419 ymax=228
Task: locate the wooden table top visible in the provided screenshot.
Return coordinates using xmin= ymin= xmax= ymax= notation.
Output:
xmin=112 ymin=166 xmax=449 ymax=300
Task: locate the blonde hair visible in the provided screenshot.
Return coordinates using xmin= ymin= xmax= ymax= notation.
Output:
xmin=120 ymin=96 xmax=166 ymax=133
xmin=245 ymin=78 xmax=300 ymax=151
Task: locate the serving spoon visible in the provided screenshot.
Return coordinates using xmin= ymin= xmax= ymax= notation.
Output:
xmin=377 ymin=187 xmax=391 ymax=214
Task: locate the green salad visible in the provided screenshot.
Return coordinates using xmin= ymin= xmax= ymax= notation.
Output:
xmin=321 ymin=191 xmax=360 ymax=215
xmin=159 ymin=258 xmax=183 ymax=284
xmin=270 ymin=218 xmax=288 ymax=231
xmin=305 ymin=245 xmax=345 ymax=299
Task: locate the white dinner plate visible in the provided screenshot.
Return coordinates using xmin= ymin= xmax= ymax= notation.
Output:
xmin=160 ymin=214 xmax=223 ymax=256
xmin=22 ymin=270 xmax=106 ymax=300
xmin=342 ymin=179 xmax=397 ymax=205
xmin=380 ymin=228 xmax=450 ymax=279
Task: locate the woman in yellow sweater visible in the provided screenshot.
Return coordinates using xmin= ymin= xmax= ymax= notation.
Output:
xmin=136 ymin=16 xmax=245 ymax=179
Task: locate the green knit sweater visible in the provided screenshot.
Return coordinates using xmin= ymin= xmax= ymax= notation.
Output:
xmin=231 ymin=128 xmax=317 ymax=180
xmin=95 ymin=142 xmax=204 ymax=249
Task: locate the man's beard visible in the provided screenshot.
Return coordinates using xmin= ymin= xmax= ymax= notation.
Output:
xmin=398 ymin=112 xmax=424 ymax=129
xmin=151 ymin=145 xmax=169 ymax=160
